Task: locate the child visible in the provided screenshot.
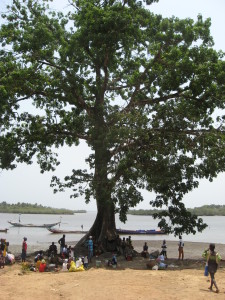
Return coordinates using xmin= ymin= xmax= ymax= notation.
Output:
xmin=84 ymin=256 xmax=88 ymax=269
xmin=108 ymin=253 xmax=117 ymax=267
xmin=161 ymin=240 xmax=167 ymax=259
xmin=112 ymin=253 xmax=117 ymax=266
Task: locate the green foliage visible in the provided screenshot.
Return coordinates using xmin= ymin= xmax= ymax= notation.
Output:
xmin=129 ymin=205 xmax=225 ymax=216
xmin=1 ymin=0 xmax=225 ymax=236
xmin=0 ymin=201 xmax=79 ymax=214
xmin=189 ymin=205 xmax=225 ymax=216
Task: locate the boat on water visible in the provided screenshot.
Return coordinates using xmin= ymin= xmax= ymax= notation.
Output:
xmin=0 ymin=228 xmax=8 ymax=233
xmin=47 ymin=228 xmax=88 ymax=234
xmin=8 ymin=221 xmax=61 ymax=228
xmin=48 ymin=228 xmax=165 ymax=235
xmin=116 ymin=229 xmax=166 ymax=235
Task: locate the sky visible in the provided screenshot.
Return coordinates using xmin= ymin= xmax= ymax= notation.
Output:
xmin=0 ymin=0 xmax=225 ymax=211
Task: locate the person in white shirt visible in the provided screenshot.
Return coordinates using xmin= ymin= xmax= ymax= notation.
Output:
xmin=178 ymin=236 xmax=184 ymax=260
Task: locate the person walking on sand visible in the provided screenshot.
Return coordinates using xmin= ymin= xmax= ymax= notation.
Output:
xmin=207 ymin=243 xmax=220 ymax=293
xmin=178 ymin=236 xmax=184 ymax=260
xmin=21 ymin=237 xmax=27 ymax=262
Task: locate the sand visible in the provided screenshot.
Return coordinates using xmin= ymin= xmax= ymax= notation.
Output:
xmin=1 ymin=240 xmax=225 ymax=300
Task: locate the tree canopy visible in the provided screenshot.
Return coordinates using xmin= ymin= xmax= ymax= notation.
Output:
xmin=1 ymin=0 xmax=225 ymax=244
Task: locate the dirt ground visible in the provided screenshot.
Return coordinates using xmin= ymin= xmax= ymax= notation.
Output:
xmin=1 ymin=240 xmax=225 ymax=300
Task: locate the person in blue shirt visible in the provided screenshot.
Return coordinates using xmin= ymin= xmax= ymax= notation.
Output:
xmin=88 ymin=236 xmax=93 ymax=262
xmin=112 ymin=253 xmax=117 ymax=266
xmin=108 ymin=253 xmax=117 ymax=267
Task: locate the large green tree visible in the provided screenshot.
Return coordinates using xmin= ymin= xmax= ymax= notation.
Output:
xmin=1 ymin=0 xmax=225 ymax=248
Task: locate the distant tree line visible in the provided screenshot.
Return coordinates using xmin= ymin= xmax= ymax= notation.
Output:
xmin=128 ymin=205 xmax=225 ymax=216
xmin=0 ymin=201 xmax=86 ymax=214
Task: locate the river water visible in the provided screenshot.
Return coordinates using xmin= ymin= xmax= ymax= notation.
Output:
xmin=0 ymin=212 xmax=224 ymax=247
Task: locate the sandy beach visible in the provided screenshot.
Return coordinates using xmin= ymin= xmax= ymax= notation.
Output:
xmin=1 ymin=240 xmax=225 ymax=299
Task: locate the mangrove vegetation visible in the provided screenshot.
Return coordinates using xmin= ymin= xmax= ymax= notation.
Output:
xmin=128 ymin=205 xmax=225 ymax=216
xmin=0 ymin=202 xmax=86 ymax=214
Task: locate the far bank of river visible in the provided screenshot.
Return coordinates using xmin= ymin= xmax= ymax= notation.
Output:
xmin=0 ymin=212 xmax=225 ymax=249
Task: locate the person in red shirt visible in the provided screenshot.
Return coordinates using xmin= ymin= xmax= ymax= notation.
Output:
xmin=39 ymin=259 xmax=47 ymax=272
xmin=21 ymin=237 xmax=27 ymax=262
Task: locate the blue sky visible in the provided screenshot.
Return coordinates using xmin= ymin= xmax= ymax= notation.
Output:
xmin=0 ymin=0 xmax=224 ymax=211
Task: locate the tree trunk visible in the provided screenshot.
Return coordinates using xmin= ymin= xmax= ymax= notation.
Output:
xmin=75 ymin=203 xmax=117 ymax=252
xmin=76 ymin=108 xmax=117 ymax=251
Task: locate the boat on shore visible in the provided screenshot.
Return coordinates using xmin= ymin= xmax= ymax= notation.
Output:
xmin=0 ymin=228 xmax=8 ymax=233
xmin=116 ymin=229 xmax=166 ymax=235
xmin=48 ymin=228 xmax=165 ymax=235
xmin=47 ymin=228 xmax=88 ymax=234
xmin=8 ymin=221 xmax=61 ymax=228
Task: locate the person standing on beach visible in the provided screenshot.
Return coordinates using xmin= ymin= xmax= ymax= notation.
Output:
xmin=178 ymin=236 xmax=184 ymax=260
xmin=207 ymin=243 xmax=220 ymax=293
xmin=21 ymin=237 xmax=27 ymax=262
xmin=141 ymin=242 xmax=149 ymax=258
xmin=58 ymin=234 xmax=66 ymax=255
xmin=88 ymin=236 xmax=93 ymax=263
xmin=161 ymin=240 xmax=167 ymax=259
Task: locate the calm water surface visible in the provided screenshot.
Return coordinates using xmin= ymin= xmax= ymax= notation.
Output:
xmin=0 ymin=212 xmax=224 ymax=246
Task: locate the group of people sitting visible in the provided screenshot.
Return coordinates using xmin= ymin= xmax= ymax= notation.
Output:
xmin=62 ymin=256 xmax=89 ymax=271
xmin=86 ymin=235 xmax=135 ymax=262
xmin=120 ymin=236 xmax=134 ymax=260
xmin=32 ymin=241 xmax=62 ymax=272
xmin=0 ymin=238 xmax=15 ymax=268
xmin=141 ymin=240 xmax=168 ymax=260
xmin=0 ymin=239 xmax=7 ymax=268
xmin=32 ymin=240 xmax=62 ymax=271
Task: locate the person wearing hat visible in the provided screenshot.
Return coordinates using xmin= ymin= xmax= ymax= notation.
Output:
xmin=21 ymin=237 xmax=27 ymax=262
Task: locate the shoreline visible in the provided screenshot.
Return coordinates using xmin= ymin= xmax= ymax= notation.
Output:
xmin=7 ymin=240 xmax=225 ymax=260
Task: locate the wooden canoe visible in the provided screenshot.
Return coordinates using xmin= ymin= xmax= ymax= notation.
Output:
xmin=8 ymin=221 xmax=61 ymax=228
xmin=47 ymin=228 xmax=88 ymax=234
xmin=116 ymin=229 xmax=166 ymax=235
